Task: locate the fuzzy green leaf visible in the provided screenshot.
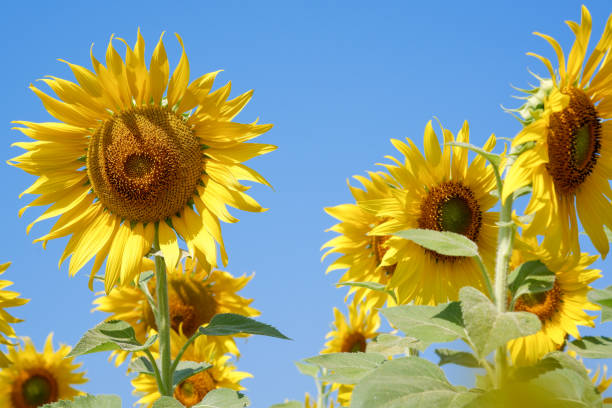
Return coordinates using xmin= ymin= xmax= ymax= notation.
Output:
xmin=567 ymin=336 xmax=612 ymax=359
xmin=152 ymin=397 xmax=185 ymax=408
xmin=508 ymin=260 xmax=555 ymax=305
xmin=294 ymin=361 xmax=319 ymax=378
xmin=305 ymin=352 xmax=386 ymax=384
xmin=128 ymin=356 xmax=156 ymax=376
xmin=42 ymin=395 xmax=122 ymax=408
xmin=173 ymin=361 xmax=212 ymax=387
xmin=393 ymin=229 xmax=478 ymax=257
xmin=193 ymin=388 xmax=250 ymax=407
xmin=367 ymin=334 xmax=424 ymax=356
xmin=269 ymin=403 xmax=303 ymax=408
xmin=435 ymin=349 xmax=481 ymax=368
xmin=588 ymin=286 xmax=612 ymax=323
xmin=199 ymin=314 xmax=290 ymax=340
xmin=67 ymin=320 xmax=158 ymax=357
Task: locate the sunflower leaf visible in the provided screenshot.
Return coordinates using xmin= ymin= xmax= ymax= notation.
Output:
xmin=199 ymin=313 xmax=290 ymax=339
xmin=507 ymin=260 xmax=555 ymax=308
xmin=367 ymin=333 xmax=424 ymax=356
xmin=173 ymin=360 xmax=212 ymax=387
xmin=393 ymin=229 xmax=478 ymax=257
xmin=337 ymin=281 xmax=398 ymax=304
xmin=446 ymin=141 xmax=501 ymax=167
xmin=435 ymin=348 xmax=481 ymax=368
xmin=294 ymin=360 xmax=320 ymax=378
xmin=152 ymin=397 xmax=185 ymax=408
xmin=68 ymin=320 xmax=158 ymax=357
xmin=588 ymin=285 xmax=612 ymax=323
xmin=567 ymin=336 xmax=612 ymax=359
xmin=305 ymin=352 xmax=386 ymax=385
xmin=269 ymin=402 xmax=304 ymax=408
xmin=128 ymin=356 xmax=157 ymax=376
xmin=41 ymin=394 xmax=122 ymax=408
xmin=193 ymin=388 xmax=250 ymax=407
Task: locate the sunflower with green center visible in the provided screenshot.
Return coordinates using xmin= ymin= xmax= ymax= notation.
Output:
xmin=359 ymin=120 xmax=498 ymax=305
xmin=94 ymin=256 xmax=258 ymax=365
xmin=0 ymin=334 xmax=87 ymax=408
xmin=507 ymin=237 xmax=600 ymax=366
xmin=10 ymin=30 xmax=274 ymax=293
xmin=503 ymin=6 xmax=612 ymax=257
xmin=322 ymin=172 xmax=399 ymax=308
xmin=0 ymin=262 xmax=28 ymax=367
xmin=132 ymin=330 xmax=250 ymax=407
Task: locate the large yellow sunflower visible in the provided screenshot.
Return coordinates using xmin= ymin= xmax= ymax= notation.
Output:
xmin=0 ymin=262 xmax=28 ymax=367
xmin=503 ymin=6 xmax=612 ymax=257
xmin=322 ymin=172 xmax=399 ymax=308
xmin=132 ymin=330 xmax=250 ymax=407
xmin=360 ymin=120 xmax=498 ymax=305
xmin=94 ymin=256 xmax=258 ymax=365
xmin=507 ymin=237 xmax=600 ymax=366
xmin=10 ymin=30 xmax=274 ymax=292
xmin=0 ymin=334 xmax=87 ymax=408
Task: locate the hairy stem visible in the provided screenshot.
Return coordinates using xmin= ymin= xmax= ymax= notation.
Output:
xmin=153 ymin=226 xmax=173 ymax=396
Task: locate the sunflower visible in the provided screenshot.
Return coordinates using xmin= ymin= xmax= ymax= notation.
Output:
xmin=304 ymin=393 xmax=336 ymax=408
xmin=359 ymin=120 xmax=498 ymax=305
xmin=507 ymin=237 xmax=600 ymax=366
xmin=322 ymin=172 xmax=399 ymax=308
xmin=0 ymin=263 xmax=28 ymax=367
xmin=503 ymin=6 xmax=612 ymax=257
xmin=132 ymin=330 xmax=250 ymax=407
xmin=10 ymin=30 xmax=274 ymax=293
xmin=591 ymin=365 xmax=612 ymax=402
xmin=94 ymin=256 xmax=258 ymax=365
xmin=0 ymin=334 xmax=86 ymax=408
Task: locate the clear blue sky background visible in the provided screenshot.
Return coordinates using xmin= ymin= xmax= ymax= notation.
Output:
xmin=1 ymin=0 xmax=610 ymax=406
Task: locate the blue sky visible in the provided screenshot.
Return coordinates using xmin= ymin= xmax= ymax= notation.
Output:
xmin=1 ymin=0 xmax=610 ymax=406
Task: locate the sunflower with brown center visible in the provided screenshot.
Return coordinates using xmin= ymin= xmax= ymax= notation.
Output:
xmin=503 ymin=6 xmax=612 ymax=257
xmin=94 ymin=256 xmax=258 ymax=365
xmin=0 ymin=262 xmax=29 ymax=367
xmin=322 ymin=172 xmax=399 ymax=309
xmin=0 ymin=334 xmax=87 ymax=408
xmin=132 ymin=330 xmax=250 ymax=407
xmin=359 ymin=120 xmax=498 ymax=305
xmin=10 ymin=30 xmax=274 ymax=293
xmin=507 ymin=236 xmax=600 ymax=366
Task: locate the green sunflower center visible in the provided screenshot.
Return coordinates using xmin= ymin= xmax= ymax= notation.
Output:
xmin=11 ymin=370 xmax=58 ymax=408
xmin=174 ymin=371 xmax=215 ymax=407
xmin=546 ymin=87 xmax=601 ymax=195
xmin=87 ymin=106 xmax=202 ymax=223
xmin=514 ymin=280 xmax=562 ymax=322
xmin=23 ymin=376 xmax=52 ymax=406
xmin=439 ymin=197 xmax=473 ymax=235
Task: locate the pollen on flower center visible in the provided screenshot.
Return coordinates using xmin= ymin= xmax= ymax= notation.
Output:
xmin=11 ymin=370 xmax=58 ymax=408
xmin=514 ymin=281 xmax=563 ymax=322
xmin=546 ymin=87 xmax=601 ymax=195
xmin=174 ymin=371 xmax=215 ymax=407
xmin=340 ymin=332 xmax=367 ymax=353
xmin=87 ymin=106 xmax=202 ymax=223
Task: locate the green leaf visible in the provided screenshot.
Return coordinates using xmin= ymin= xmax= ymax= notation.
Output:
xmin=304 ymin=352 xmax=386 ymax=385
xmin=567 ymin=336 xmax=612 ymax=359
xmin=367 ymin=333 xmax=424 ymax=356
xmin=128 ymin=356 xmax=156 ymax=376
xmin=337 ymin=282 xmax=398 ymax=304
xmin=393 ymin=229 xmax=478 ymax=257
xmin=588 ymin=286 xmax=612 ymax=323
xmin=446 ymin=141 xmax=501 ymax=167
xmin=173 ymin=361 xmax=212 ymax=386
xmin=434 ymin=349 xmax=481 ymax=368
xmin=67 ymin=320 xmax=158 ymax=357
xmin=350 ymin=356 xmax=479 ymax=408
xmin=460 ymin=287 xmax=541 ymax=358
xmin=199 ymin=314 xmax=290 ymax=340
xmin=269 ymin=403 xmax=304 ymax=408
xmin=531 ymin=368 xmax=603 ymax=407
xmin=508 ymin=260 xmax=555 ymax=305
xmin=294 ymin=361 xmax=319 ymax=378
xmin=193 ymin=388 xmax=250 ymax=407
xmin=382 ymin=302 xmax=465 ymax=347
xmin=42 ymin=395 xmax=122 ymax=408
xmin=152 ymin=397 xmax=185 ymax=408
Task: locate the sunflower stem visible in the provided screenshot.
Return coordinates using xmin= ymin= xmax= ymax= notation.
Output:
xmin=170 ymin=330 xmax=202 ymax=375
xmin=144 ymin=349 xmax=164 ymax=395
xmin=474 ymin=254 xmax=495 ymax=301
xmin=153 ymin=226 xmax=173 ymax=396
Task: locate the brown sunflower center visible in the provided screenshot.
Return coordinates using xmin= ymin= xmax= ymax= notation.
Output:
xmin=174 ymin=371 xmax=215 ymax=407
xmin=11 ymin=369 xmax=58 ymax=408
xmin=340 ymin=332 xmax=367 ymax=353
xmin=372 ymin=234 xmax=396 ymax=276
xmin=546 ymin=87 xmax=602 ymax=195
xmin=417 ymin=181 xmax=482 ymax=261
xmin=87 ymin=106 xmax=202 ymax=223
xmin=514 ymin=281 xmax=563 ymax=322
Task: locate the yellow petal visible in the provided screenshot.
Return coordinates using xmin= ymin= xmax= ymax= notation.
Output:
xmin=167 ymin=33 xmax=190 ymax=107
xmin=158 ymin=221 xmax=180 ymax=270
xmin=149 ymin=32 xmax=169 ymax=105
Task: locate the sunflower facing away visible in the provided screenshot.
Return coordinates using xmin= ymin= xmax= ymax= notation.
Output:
xmin=10 ymin=30 xmax=274 ymax=292
xmin=507 ymin=236 xmax=600 ymax=366
xmin=132 ymin=330 xmax=250 ymax=407
xmin=503 ymin=6 xmax=612 ymax=257
xmin=359 ymin=120 xmax=498 ymax=305
xmin=322 ymin=171 xmax=399 ymax=308
xmin=0 ymin=334 xmax=87 ymax=408
xmin=94 ymin=256 xmax=258 ymax=365
xmin=0 ymin=262 xmax=28 ymax=367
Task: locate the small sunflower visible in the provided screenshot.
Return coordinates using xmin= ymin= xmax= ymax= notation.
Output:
xmin=0 ymin=262 xmax=28 ymax=367
xmin=503 ymin=6 xmax=612 ymax=257
xmin=10 ymin=30 xmax=274 ymax=292
xmin=132 ymin=330 xmax=250 ymax=407
xmin=591 ymin=365 xmax=612 ymax=403
xmin=360 ymin=120 xmax=498 ymax=305
xmin=94 ymin=256 xmax=258 ymax=365
xmin=0 ymin=334 xmax=87 ymax=408
xmin=322 ymin=172 xmax=399 ymax=308
xmin=507 ymin=237 xmax=600 ymax=366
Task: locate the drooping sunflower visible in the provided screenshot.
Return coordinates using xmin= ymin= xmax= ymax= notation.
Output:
xmin=94 ymin=256 xmax=258 ymax=365
xmin=503 ymin=6 xmax=612 ymax=257
xmin=507 ymin=237 xmax=600 ymax=366
xmin=359 ymin=120 xmax=498 ymax=305
xmin=322 ymin=172 xmax=399 ymax=308
xmin=0 ymin=262 xmax=28 ymax=367
xmin=132 ymin=330 xmax=250 ymax=407
xmin=10 ymin=30 xmax=274 ymax=293
xmin=0 ymin=334 xmax=87 ymax=408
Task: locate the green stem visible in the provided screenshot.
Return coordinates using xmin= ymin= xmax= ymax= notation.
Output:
xmin=153 ymin=226 xmax=173 ymax=396
xmin=144 ymin=349 xmax=163 ymax=394
xmin=474 ymin=255 xmax=495 ymax=302
xmin=170 ymin=330 xmax=202 ymax=375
